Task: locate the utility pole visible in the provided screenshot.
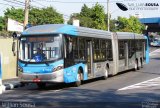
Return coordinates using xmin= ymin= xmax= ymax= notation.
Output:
xmin=107 ymin=0 xmax=110 ymax=31
xmin=0 ymin=53 xmax=3 ymax=94
xmin=24 ymin=0 xmax=30 ymax=28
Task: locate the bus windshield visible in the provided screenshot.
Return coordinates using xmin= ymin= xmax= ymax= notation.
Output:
xmin=19 ymin=35 xmax=62 ymax=63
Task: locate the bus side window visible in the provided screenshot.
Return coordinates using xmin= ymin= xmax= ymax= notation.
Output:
xmin=79 ymin=38 xmax=86 ymax=60
xmin=66 ymin=37 xmax=73 ymax=59
xmin=119 ymin=40 xmax=125 ymax=59
xmin=107 ymin=40 xmax=112 ymax=60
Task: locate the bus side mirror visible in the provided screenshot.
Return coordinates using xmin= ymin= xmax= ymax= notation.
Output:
xmin=12 ymin=42 xmax=16 ymax=56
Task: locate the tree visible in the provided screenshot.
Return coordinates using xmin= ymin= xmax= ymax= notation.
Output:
xmin=91 ymin=3 xmax=106 ymax=30
xmin=80 ymin=4 xmax=92 ymax=17
xmin=4 ymin=7 xmax=24 ymax=23
xmin=116 ymin=16 xmax=145 ymax=34
xmin=0 ymin=16 xmax=5 ymax=31
xmin=2 ymin=7 xmax=64 ymax=29
xmin=68 ymin=3 xmax=107 ymax=30
xmin=0 ymin=7 xmax=64 ymax=37
xmin=29 ymin=7 xmax=64 ymax=25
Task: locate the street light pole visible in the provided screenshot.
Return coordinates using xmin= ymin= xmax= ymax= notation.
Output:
xmin=24 ymin=0 xmax=30 ymax=28
xmin=107 ymin=0 xmax=110 ymax=31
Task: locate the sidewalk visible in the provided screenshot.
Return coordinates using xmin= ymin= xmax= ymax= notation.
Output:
xmin=2 ymin=78 xmax=22 ymax=90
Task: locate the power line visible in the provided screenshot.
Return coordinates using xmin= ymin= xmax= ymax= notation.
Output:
xmin=39 ymin=1 xmax=107 ymax=4
xmin=31 ymin=0 xmax=47 ymax=8
xmin=3 ymin=0 xmax=25 ymax=6
xmin=13 ymin=0 xmax=25 ymax=4
xmin=34 ymin=0 xmax=123 ymax=4
xmin=0 ymin=2 xmax=24 ymax=8
xmin=3 ymin=0 xmax=41 ymax=9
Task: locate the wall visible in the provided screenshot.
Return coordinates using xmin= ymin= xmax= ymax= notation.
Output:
xmin=0 ymin=37 xmax=17 ymax=80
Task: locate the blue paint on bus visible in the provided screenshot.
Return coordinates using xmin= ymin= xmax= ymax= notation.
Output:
xmin=56 ymin=25 xmax=78 ymax=36
xmin=22 ymin=24 xmax=78 ymax=36
xmin=145 ymin=36 xmax=149 ymax=64
xmin=19 ymin=60 xmax=64 ymax=74
xmin=63 ymin=63 xmax=87 ymax=83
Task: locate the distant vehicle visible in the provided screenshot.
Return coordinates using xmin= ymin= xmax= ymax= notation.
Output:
xmin=14 ymin=24 xmax=149 ymax=88
xmin=150 ymin=37 xmax=160 ymax=47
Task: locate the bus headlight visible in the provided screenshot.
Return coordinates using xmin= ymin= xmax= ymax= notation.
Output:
xmin=52 ymin=66 xmax=63 ymax=72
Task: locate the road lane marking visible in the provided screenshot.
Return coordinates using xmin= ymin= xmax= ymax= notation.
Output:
xmin=118 ymin=77 xmax=160 ymax=91
xmin=149 ymin=49 xmax=160 ymax=56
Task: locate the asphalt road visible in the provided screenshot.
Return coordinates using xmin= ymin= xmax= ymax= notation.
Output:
xmin=0 ymin=47 xmax=160 ymax=108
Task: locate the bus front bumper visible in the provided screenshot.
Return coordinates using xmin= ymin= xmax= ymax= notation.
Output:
xmin=20 ymin=70 xmax=64 ymax=83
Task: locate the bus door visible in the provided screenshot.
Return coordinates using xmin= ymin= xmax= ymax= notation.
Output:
xmin=87 ymin=40 xmax=93 ymax=77
xmin=125 ymin=42 xmax=129 ymax=68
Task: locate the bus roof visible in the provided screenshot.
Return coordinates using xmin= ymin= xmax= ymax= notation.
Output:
xmin=22 ymin=24 xmax=144 ymax=40
xmin=22 ymin=24 xmax=112 ymax=39
xmin=116 ymin=32 xmax=145 ymax=39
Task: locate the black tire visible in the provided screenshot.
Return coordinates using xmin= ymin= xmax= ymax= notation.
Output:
xmin=74 ymin=70 xmax=82 ymax=87
xmin=37 ymin=83 xmax=46 ymax=89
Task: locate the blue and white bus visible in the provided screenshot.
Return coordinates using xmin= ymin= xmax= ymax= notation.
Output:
xmin=17 ymin=24 xmax=149 ymax=88
xmin=150 ymin=37 xmax=160 ymax=47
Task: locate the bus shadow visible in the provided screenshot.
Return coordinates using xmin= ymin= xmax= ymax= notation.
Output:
xmin=39 ymin=78 xmax=104 ymax=91
xmin=136 ymin=70 xmax=160 ymax=76
xmin=25 ymin=70 xmax=134 ymax=91
xmin=22 ymin=69 xmax=138 ymax=91
xmin=24 ymin=77 xmax=109 ymax=91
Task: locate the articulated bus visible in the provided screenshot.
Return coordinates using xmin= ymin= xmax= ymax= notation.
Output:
xmin=17 ymin=24 xmax=149 ymax=88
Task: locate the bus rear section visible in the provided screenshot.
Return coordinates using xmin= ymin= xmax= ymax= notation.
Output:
xmin=112 ymin=32 xmax=149 ymax=74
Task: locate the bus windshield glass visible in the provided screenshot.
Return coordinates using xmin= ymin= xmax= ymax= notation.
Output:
xmin=19 ymin=35 xmax=62 ymax=63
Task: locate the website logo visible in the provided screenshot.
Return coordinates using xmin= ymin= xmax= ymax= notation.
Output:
xmin=116 ymin=3 xmax=128 ymax=11
xmin=116 ymin=2 xmax=159 ymax=11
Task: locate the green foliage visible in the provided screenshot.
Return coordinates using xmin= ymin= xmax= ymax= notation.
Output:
xmin=80 ymin=4 xmax=92 ymax=17
xmin=0 ymin=16 xmax=5 ymax=31
xmin=0 ymin=7 xmax=64 ymax=34
xmin=29 ymin=7 xmax=64 ymax=25
xmin=116 ymin=16 xmax=145 ymax=34
xmin=91 ymin=3 xmax=106 ymax=30
xmin=4 ymin=7 xmax=24 ymax=23
xmin=110 ymin=19 xmax=118 ymax=32
xmin=0 ymin=5 xmax=145 ymax=36
xmin=68 ymin=3 xmax=106 ymax=30
xmin=68 ymin=4 xmax=144 ymax=34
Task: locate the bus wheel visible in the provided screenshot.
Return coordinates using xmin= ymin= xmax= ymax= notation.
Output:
xmin=74 ymin=70 xmax=82 ymax=87
xmin=37 ymin=83 xmax=46 ymax=89
xmin=103 ymin=67 xmax=109 ymax=80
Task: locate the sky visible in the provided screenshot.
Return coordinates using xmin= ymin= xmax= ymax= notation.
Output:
xmin=0 ymin=0 xmax=160 ymax=20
